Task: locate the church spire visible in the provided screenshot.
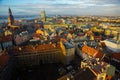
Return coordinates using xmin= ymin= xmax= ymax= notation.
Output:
xmin=9 ymin=8 xmax=12 ymax=15
xmin=41 ymin=10 xmax=46 ymax=23
xmin=8 ymin=8 xmax=14 ymax=26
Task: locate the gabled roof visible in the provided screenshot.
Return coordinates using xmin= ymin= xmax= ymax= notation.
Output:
xmin=82 ymin=45 xmax=103 ymax=58
xmin=64 ymin=42 xmax=74 ymax=49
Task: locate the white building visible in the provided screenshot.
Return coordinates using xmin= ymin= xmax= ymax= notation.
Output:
xmin=102 ymin=39 xmax=120 ymax=53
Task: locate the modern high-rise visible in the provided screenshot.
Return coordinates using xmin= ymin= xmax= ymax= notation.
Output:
xmin=8 ymin=8 xmax=14 ymax=27
xmin=41 ymin=10 xmax=46 ymax=22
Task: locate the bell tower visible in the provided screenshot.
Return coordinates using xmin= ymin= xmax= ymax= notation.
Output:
xmin=41 ymin=10 xmax=46 ymax=23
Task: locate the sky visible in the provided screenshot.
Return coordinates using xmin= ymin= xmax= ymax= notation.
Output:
xmin=0 ymin=0 xmax=120 ymax=16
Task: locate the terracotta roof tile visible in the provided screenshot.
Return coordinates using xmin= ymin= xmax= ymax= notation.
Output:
xmin=82 ymin=45 xmax=103 ymax=58
xmin=7 ymin=43 xmax=61 ymax=55
xmin=35 ymin=44 xmax=59 ymax=51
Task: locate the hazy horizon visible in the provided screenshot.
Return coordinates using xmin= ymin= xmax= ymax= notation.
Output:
xmin=0 ymin=0 xmax=120 ymax=16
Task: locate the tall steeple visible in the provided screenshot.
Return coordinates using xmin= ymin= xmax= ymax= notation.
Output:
xmin=41 ymin=10 xmax=46 ymax=22
xmin=8 ymin=8 xmax=14 ymax=26
xmin=9 ymin=8 xmax=12 ymax=15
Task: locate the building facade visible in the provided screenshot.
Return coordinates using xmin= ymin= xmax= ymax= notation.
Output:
xmin=7 ymin=42 xmax=69 ymax=67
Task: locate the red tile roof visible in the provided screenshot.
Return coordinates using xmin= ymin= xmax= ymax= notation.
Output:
xmin=35 ymin=44 xmax=59 ymax=51
xmin=7 ymin=43 xmax=61 ymax=55
xmin=82 ymin=45 xmax=103 ymax=58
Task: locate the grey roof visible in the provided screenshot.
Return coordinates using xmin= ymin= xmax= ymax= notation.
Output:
xmin=64 ymin=42 xmax=74 ymax=49
xmin=56 ymin=28 xmax=62 ymax=33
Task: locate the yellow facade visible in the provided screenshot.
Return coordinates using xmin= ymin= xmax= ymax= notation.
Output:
xmin=4 ymin=30 xmax=12 ymax=36
xmin=90 ymin=35 xmax=94 ymax=40
xmin=105 ymin=29 xmax=111 ymax=36
xmin=59 ymin=40 xmax=67 ymax=64
xmin=8 ymin=17 xmax=11 ymax=26
xmin=35 ymin=29 xmax=44 ymax=35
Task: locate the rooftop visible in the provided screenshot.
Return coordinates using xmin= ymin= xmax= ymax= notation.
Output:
xmin=63 ymin=42 xmax=74 ymax=49
xmin=7 ymin=43 xmax=62 ymax=55
xmin=82 ymin=45 xmax=103 ymax=58
xmin=106 ymin=39 xmax=120 ymax=44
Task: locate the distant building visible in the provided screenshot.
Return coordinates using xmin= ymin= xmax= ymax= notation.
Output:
xmin=85 ymin=30 xmax=94 ymax=40
xmin=31 ymin=29 xmax=49 ymax=42
xmin=101 ymin=31 xmax=120 ymax=53
xmin=32 ymin=22 xmax=44 ymax=29
xmin=14 ymin=31 xmax=29 ymax=45
xmin=104 ymin=29 xmax=112 ymax=36
xmin=102 ymin=39 xmax=120 ymax=53
xmin=41 ymin=10 xmax=46 ymax=22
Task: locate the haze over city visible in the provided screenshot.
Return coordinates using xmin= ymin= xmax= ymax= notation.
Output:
xmin=0 ymin=0 xmax=120 ymax=16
